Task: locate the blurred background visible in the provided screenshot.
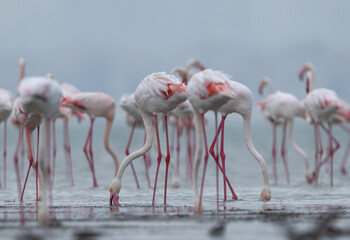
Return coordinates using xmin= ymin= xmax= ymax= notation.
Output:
xmin=1 ymin=0 xmax=350 ymax=123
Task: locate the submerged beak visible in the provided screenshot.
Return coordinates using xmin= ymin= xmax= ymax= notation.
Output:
xmin=110 ymin=192 xmax=120 ymax=206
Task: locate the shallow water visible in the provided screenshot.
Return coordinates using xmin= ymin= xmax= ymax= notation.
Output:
xmin=0 ymin=117 xmax=350 ymax=239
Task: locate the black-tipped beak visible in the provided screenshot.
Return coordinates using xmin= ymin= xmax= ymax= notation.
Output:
xmin=110 ymin=192 xmax=114 ymax=206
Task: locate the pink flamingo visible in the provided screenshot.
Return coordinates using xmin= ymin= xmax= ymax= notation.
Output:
xmin=186 ymin=69 xmax=240 ymax=212
xmin=109 ymin=72 xmax=186 ymax=206
xmin=120 ymin=93 xmax=150 ymax=188
xmin=258 ymin=77 xmax=312 ymax=184
xmin=299 ymin=63 xmax=341 ymax=186
xmin=61 ymin=92 xmax=119 ymax=188
xmin=0 ymin=88 xmax=14 ymax=188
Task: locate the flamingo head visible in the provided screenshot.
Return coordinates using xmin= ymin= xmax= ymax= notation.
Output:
xmin=109 ymin=178 xmax=122 ymax=206
xmin=258 ymin=77 xmax=270 ymax=95
xmin=306 ymin=171 xmax=314 ymax=184
xmin=298 ymin=63 xmax=314 ymax=80
xmin=260 ymin=186 xmax=271 ymax=201
xmin=187 ymin=58 xmax=206 ymax=71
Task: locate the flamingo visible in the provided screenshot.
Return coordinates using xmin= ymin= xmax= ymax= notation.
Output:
xmin=61 ymin=92 xmax=119 ymax=188
xmin=0 ymin=88 xmax=14 ymax=188
xmin=299 ymin=63 xmax=341 ymax=186
xmin=186 ymin=69 xmax=239 ymax=212
xmin=257 ymin=77 xmax=312 ymax=184
xmin=120 ymin=93 xmax=150 ymax=188
xmin=109 ymin=72 xmax=187 ymax=206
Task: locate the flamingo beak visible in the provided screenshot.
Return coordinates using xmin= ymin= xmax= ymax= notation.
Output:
xmin=110 ymin=192 xmax=120 ymax=206
xmin=298 ymin=69 xmax=305 ymax=80
xmin=198 ymin=63 xmax=206 ymax=71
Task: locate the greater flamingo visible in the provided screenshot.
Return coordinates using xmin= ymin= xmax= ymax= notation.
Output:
xmin=186 ymin=69 xmax=239 ymax=212
xmin=258 ymin=77 xmax=312 ymax=184
xmin=109 ymin=72 xmax=186 ymax=206
xmin=61 ymin=92 xmax=119 ymax=188
xmin=0 ymin=88 xmax=14 ymax=188
xmin=299 ymin=63 xmax=341 ymax=186
xmin=209 ymin=76 xmax=272 ymax=204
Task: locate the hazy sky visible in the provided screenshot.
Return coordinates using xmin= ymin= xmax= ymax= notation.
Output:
xmin=1 ymin=0 xmax=350 ymax=106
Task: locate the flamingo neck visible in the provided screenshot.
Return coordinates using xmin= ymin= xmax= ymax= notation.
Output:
xmin=115 ymin=110 xmax=154 ymax=182
xmin=242 ymin=115 xmax=269 ymax=187
xmin=104 ymin=118 xmax=119 ymax=176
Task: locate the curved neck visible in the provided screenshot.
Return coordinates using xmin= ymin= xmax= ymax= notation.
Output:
xmin=115 ymin=110 xmax=154 ymax=181
xmin=305 ymin=71 xmax=314 ymax=93
xmin=242 ymin=114 xmax=269 ymax=187
xmin=104 ymin=118 xmax=119 ymax=176
xmin=287 ymin=119 xmax=309 ymax=171
xmin=259 ymin=79 xmax=273 ymax=96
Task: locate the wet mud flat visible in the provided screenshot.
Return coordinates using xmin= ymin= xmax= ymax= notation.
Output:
xmin=1 ymin=185 xmax=350 ymax=240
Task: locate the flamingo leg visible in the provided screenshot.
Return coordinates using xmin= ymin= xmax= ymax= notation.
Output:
xmin=51 ymin=120 xmax=57 ymax=187
xmin=20 ymin=130 xmax=25 ymax=178
xmin=35 ymin=127 xmax=40 ymax=201
xmin=209 ymin=116 xmax=238 ymax=200
xmin=220 ymin=115 xmax=227 ymax=202
xmin=63 ymin=120 xmax=74 ymax=186
xmin=314 ymin=122 xmax=323 ymax=185
xmin=214 ymin=113 xmax=219 ymax=209
xmin=198 ymin=113 xmax=209 ymax=211
xmin=83 ymin=118 xmax=98 ymax=187
xmin=152 ymin=114 xmax=162 ymax=206
xmin=143 ymin=131 xmax=151 ymax=188
xmin=175 ymin=116 xmax=181 ymax=176
xmin=338 ymin=123 xmax=350 ymax=175
xmin=20 ymin=126 xmax=34 ymax=202
xmin=186 ymin=117 xmax=193 ymax=181
xmin=125 ymin=121 xmax=140 ymax=189
xmin=3 ymin=121 xmax=7 ymax=188
xmin=281 ymin=122 xmax=290 ymax=185
xmin=272 ymin=122 xmax=278 ymax=184
xmin=14 ymin=126 xmax=23 ymax=198
xmin=163 ymin=115 xmax=171 ymax=205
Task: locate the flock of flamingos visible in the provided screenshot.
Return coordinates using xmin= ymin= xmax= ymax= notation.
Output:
xmin=0 ymin=58 xmax=349 ymax=224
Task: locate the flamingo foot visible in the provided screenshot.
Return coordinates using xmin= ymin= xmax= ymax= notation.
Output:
xmin=260 ymin=186 xmax=271 ymax=201
xmin=231 ymin=193 xmax=238 ymax=200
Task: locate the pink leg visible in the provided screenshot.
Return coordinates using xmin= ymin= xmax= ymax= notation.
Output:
xmin=214 ymin=113 xmax=219 ymax=209
xmin=35 ymin=127 xmax=40 ymax=201
xmin=186 ymin=118 xmax=193 ymax=181
xmin=83 ymin=118 xmax=98 ymax=187
xmin=21 ymin=126 xmax=34 ymax=202
xmin=281 ymin=122 xmax=290 ymax=185
xmin=220 ymin=116 xmax=227 ymax=202
xmin=125 ymin=121 xmax=140 ymax=189
xmin=339 ymin=123 xmax=350 ymax=175
xmin=175 ymin=117 xmax=181 ymax=176
xmin=51 ymin=120 xmax=57 ymax=187
xmin=163 ymin=115 xmax=171 ymax=205
xmin=152 ymin=115 xmax=162 ymax=206
xmin=63 ymin=120 xmax=74 ymax=186
xmin=45 ymin=119 xmax=54 ymax=209
xmin=314 ymin=122 xmax=323 ymax=185
xmin=272 ymin=123 xmax=278 ymax=184
xmin=3 ymin=121 xmax=7 ymax=188
xmin=14 ymin=126 xmax=23 ymax=198
xmin=319 ymin=123 xmax=340 ymax=187
xmin=20 ymin=131 xmax=25 ymax=178
xmin=209 ymin=116 xmax=238 ymax=200
xmin=143 ymin=131 xmax=151 ymax=188
xmin=198 ymin=114 xmax=209 ymax=211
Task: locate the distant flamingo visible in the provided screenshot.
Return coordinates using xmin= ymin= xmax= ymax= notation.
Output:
xmin=61 ymin=92 xmax=119 ymax=188
xmin=258 ymin=77 xmax=312 ymax=184
xmin=299 ymin=63 xmax=341 ymax=186
xmin=209 ymin=75 xmax=272 ymax=203
xmin=109 ymin=72 xmax=187 ymax=206
xmin=186 ymin=69 xmax=239 ymax=212
xmin=0 ymin=88 xmax=14 ymax=188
